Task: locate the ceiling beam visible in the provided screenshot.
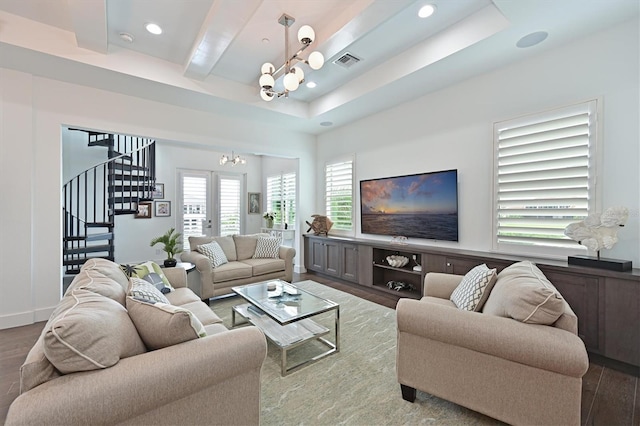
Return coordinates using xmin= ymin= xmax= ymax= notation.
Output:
xmin=183 ymin=0 xmax=262 ymax=80
xmin=68 ymin=0 xmax=108 ymax=54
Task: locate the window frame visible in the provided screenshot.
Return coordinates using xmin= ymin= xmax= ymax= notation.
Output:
xmin=492 ymin=99 xmax=600 ymax=259
xmin=324 ymin=156 xmax=355 ymax=235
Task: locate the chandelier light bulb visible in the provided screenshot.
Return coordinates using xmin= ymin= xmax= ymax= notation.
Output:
xmin=283 ymin=72 xmax=299 ymax=91
xmin=298 ymin=25 xmax=315 ymax=45
xmin=259 ymin=73 xmax=275 ymax=90
xmin=260 ymin=89 xmax=275 ymax=101
xmin=292 ymin=66 xmax=305 ymax=83
xmin=261 ymin=62 xmax=275 ymax=75
xmin=308 ymin=51 xmax=324 ymax=70
xmin=219 ymin=155 xmax=228 ymax=165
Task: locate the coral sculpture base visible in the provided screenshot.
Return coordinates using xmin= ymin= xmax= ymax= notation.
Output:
xmin=568 ymin=255 xmax=632 ymax=272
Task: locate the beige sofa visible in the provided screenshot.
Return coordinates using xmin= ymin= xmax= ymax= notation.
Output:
xmin=396 ymin=261 xmax=589 ymax=425
xmin=6 ymin=258 xmax=267 ymax=426
xmin=181 ymin=233 xmax=296 ymax=300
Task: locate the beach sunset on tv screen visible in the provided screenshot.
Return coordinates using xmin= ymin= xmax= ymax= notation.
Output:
xmin=360 ymin=169 xmax=458 ymax=241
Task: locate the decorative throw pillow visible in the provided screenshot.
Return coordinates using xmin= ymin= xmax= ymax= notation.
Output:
xmin=120 ymin=261 xmax=173 ymax=294
xmin=43 ymin=289 xmax=146 ymax=374
xmin=126 ymin=297 xmax=207 ymax=350
xmin=197 ymin=241 xmax=228 ymax=268
xmin=253 ymin=236 xmax=281 ymax=259
xmin=450 ymin=264 xmax=497 ymax=312
xmin=482 ymin=261 xmax=565 ymax=325
xmin=128 ymin=277 xmax=170 ymax=304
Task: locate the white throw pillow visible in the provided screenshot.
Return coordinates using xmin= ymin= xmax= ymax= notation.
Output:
xmin=450 ymin=264 xmax=497 ymax=312
xmin=128 ymin=277 xmax=170 ymax=304
xmin=252 ymin=236 xmax=281 ymax=259
xmin=197 ymin=241 xmax=229 ymax=268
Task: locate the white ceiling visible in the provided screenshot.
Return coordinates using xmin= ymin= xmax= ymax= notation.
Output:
xmin=0 ymin=0 xmax=637 ymax=134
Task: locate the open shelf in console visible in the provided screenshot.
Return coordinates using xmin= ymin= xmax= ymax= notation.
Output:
xmin=372 ymin=248 xmax=424 ymax=299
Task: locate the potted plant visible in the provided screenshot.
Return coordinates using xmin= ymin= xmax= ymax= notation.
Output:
xmin=150 ymin=227 xmax=183 ymax=267
xmin=263 ymin=212 xmax=275 ymax=228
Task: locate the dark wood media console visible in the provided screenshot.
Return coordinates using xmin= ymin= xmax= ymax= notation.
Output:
xmin=303 ymin=234 xmax=640 ymax=374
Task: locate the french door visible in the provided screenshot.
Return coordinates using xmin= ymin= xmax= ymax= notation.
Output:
xmin=178 ymin=169 xmax=245 ymax=246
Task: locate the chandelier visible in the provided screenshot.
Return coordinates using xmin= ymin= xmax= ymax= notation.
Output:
xmin=259 ymin=13 xmax=324 ymax=101
xmin=219 ymin=152 xmax=246 ymax=166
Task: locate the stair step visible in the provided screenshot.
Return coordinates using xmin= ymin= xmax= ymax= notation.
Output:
xmin=64 ymin=255 xmax=115 ymax=266
xmin=109 ymin=196 xmax=140 ymax=204
xmin=86 ymin=232 xmax=113 ymax=242
xmin=110 ymin=185 xmax=154 ymax=192
xmin=114 ymin=209 xmax=138 ymax=215
xmin=86 ymin=222 xmax=114 ymax=228
xmin=64 ymin=245 xmax=112 ymax=255
xmin=110 ymin=163 xmax=148 ymax=172
xmin=109 ymin=151 xmax=132 ymax=161
xmin=65 ymin=268 xmax=81 ymax=275
xmin=64 ymin=236 xmax=86 ymax=242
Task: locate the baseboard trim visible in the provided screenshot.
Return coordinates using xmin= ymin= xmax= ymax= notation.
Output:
xmin=0 ymin=306 xmax=55 ymax=330
xmin=588 ymin=352 xmax=640 ymax=377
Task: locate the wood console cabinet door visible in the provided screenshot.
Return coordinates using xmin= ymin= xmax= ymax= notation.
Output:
xmin=308 ymin=238 xmax=325 ymax=272
xmin=603 ymin=278 xmax=640 ymax=367
xmin=306 ymin=238 xmax=340 ymax=277
xmin=340 ymin=243 xmax=359 ymax=283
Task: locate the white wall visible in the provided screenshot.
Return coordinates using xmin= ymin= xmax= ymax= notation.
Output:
xmin=0 ymin=73 xmax=315 ymax=328
xmin=317 ymin=19 xmax=640 ymax=265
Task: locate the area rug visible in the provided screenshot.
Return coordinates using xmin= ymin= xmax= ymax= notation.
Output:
xmin=211 ymin=280 xmax=499 ymax=425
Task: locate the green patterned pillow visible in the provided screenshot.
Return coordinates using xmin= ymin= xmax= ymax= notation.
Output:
xmin=121 ymin=261 xmax=173 ymax=294
xmin=128 ymin=277 xmax=170 ymax=304
xmin=126 ymin=296 xmax=207 ymax=350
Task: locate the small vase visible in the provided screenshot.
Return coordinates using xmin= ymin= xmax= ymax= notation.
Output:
xmin=266 ymin=219 xmax=274 ymax=229
xmin=164 ymin=258 xmax=177 ymax=267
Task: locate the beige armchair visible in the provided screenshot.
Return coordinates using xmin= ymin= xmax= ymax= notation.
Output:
xmin=396 ymin=267 xmax=589 ymax=425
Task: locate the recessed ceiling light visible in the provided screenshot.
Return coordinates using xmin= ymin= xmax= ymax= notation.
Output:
xmin=320 ymin=121 xmax=333 ymax=127
xmin=418 ymin=4 xmax=436 ymax=18
xmin=516 ymin=31 xmax=548 ymax=48
xmin=145 ymin=23 xmax=162 ymax=35
xmin=119 ymin=32 xmax=134 ymax=43
xmin=306 ymin=82 xmax=317 ymax=88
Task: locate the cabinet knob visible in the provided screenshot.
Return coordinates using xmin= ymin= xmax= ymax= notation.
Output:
xmin=446 ymin=262 xmax=451 ymax=267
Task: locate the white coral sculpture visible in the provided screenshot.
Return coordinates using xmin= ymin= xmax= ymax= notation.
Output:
xmin=564 ymin=206 xmax=629 ymax=253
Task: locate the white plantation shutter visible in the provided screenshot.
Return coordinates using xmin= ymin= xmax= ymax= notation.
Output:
xmin=267 ymin=173 xmax=296 ymax=226
xmin=219 ymin=176 xmax=241 ymax=236
xmin=182 ymin=175 xmax=207 ymax=239
xmin=325 ymin=159 xmax=354 ymax=232
xmin=493 ymin=100 xmax=597 ymax=254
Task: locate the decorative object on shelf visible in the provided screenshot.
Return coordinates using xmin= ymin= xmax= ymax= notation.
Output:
xmin=150 ymin=227 xmax=183 ymax=267
xmin=386 ymin=281 xmax=416 ymax=292
xmin=249 ymin=192 xmax=261 ymax=214
xmin=306 ymin=214 xmax=333 ymax=235
xmin=564 ymin=206 xmax=632 ymax=271
xmin=219 ymin=151 xmax=246 ymax=166
xmin=412 ymin=254 xmax=422 ymax=272
xmin=258 ymin=13 xmax=324 ymax=102
xmin=386 ymin=255 xmax=409 ymax=268
xmin=263 ymin=212 xmax=275 ymax=228
xmin=390 ymin=236 xmax=408 ymax=245
xmin=135 ymin=201 xmax=152 ymax=218
xmin=152 ymin=183 xmax=164 ymax=199
xmin=154 ymin=200 xmax=171 ymax=217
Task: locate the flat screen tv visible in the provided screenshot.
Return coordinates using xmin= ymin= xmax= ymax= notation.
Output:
xmin=360 ymin=169 xmax=458 ymax=241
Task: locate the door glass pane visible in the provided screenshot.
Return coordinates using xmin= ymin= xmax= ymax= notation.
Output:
xmin=220 ymin=177 xmax=241 ymax=236
xmin=182 ymin=174 xmax=208 ymax=240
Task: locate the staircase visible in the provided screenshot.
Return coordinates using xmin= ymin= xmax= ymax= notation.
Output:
xmin=63 ymin=130 xmax=156 ymax=274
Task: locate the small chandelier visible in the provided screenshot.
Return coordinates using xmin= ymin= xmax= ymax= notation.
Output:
xmin=259 ymin=13 xmax=324 ymax=101
xmin=219 ymin=151 xmax=246 ymax=166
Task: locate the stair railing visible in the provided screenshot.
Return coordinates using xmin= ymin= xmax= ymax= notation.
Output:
xmin=62 ymin=136 xmax=156 ymax=273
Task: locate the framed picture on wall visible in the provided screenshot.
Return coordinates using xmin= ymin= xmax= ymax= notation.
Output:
xmin=152 ymin=183 xmax=164 ymax=199
xmin=136 ymin=201 xmax=152 ymax=218
xmin=155 ymin=201 xmax=171 ymax=217
xmin=248 ymin=192 xmax=261 ymax=214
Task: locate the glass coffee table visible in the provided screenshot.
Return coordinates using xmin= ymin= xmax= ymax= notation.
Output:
xmin=232 ymin=280 xmax=340 ymax=376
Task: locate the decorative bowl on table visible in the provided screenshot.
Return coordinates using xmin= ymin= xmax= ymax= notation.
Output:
xmin=386 ymin=255 xmax=409 ymax=268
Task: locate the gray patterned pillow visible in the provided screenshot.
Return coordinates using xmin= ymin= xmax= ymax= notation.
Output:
xmin=252 ymin=236 xmax=281 ymax=259
xmin=450 ymin=264 xmax=497 ymax=312
xmin=128 ymin=277 xmax=170 ymax=304
xmin=197 ymin=241 xmax=228 ymax=268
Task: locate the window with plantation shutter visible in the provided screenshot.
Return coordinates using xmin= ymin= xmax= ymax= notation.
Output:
xmin=493 ymin=100 xmax=597 ymax=256
xmin=325 ymin=158 xmax=354 ymax=232
xmin=181 ymin=174 xmax=208 ymax=240
xmin=219 ymin=176 xmax=241 ymax=236
xmin=266 ymin=173 xmax=296 ymax=227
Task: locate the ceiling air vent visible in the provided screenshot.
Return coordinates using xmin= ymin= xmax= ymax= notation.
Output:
xmin=333 ymin=52 xmax=361 ymax=69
